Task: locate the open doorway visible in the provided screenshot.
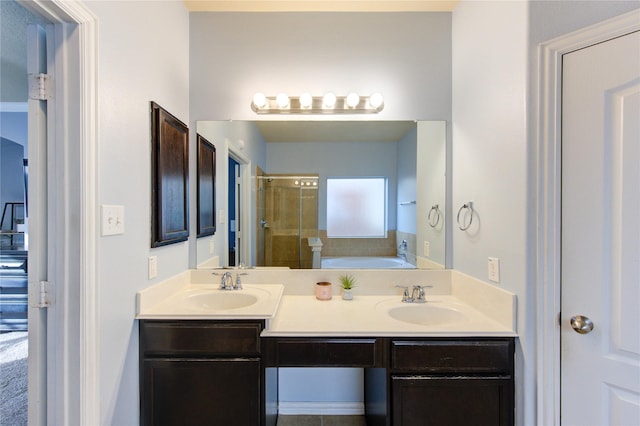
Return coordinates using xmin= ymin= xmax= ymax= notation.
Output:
xmin=228 ymin=156 xmax=239 ymax=266
xmin=0 ymin=2 xmax=49 ymax=424
xmin=227 ymin=144 xmax=251 ymax=268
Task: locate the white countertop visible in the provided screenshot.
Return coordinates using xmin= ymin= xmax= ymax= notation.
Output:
xmin=136 ymin=269 xmax=517 ymax=337
xmin=262 ymin=294 xmax=515 ymax=337
xmin=136 ymin=278 xmax=284 ymax=320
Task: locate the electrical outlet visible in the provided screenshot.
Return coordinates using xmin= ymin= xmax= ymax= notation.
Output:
xmin=424 ymin=241 xmax=431 ymax=257
xmin=148 ymin=256 xmax=158 ymax=279
xmin=209 ymin=239 xmax=214 ymax=254
xmin=101 ymin=204 xmax=125 ymax=236
xmin=488 ymin=257 xmax=500 ymax=283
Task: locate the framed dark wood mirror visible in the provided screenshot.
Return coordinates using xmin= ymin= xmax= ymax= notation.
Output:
xmin=197 ymin=134 xmax=216 ymax=237
xmin=150 ymin=102 xmax=189 ymax=247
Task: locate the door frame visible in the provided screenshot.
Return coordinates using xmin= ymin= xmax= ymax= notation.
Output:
xmin=18 ymin=0 xmax=99 ymax=424
xmin=535 ymin=9 xmax=640 ymax=425
xmin=226 ymin=141 xmax=252 ymax=267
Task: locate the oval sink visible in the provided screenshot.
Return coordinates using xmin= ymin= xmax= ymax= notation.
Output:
xmin=387 ymin=305 xmax=467 ymax=326
xmin=182 ymin=291 xmax=258 ymax=310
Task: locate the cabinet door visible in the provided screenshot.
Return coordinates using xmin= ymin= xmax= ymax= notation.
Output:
xmin=142 ymin=358 xmax=260 ymax=426
xmin=391 ymin=375 xmax=513 ymax=426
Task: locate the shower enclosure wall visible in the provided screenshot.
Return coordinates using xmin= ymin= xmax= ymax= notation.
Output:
xmin=257 ymin=175 xmax=319 ymax=269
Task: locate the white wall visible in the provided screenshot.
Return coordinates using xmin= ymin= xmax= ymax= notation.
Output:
xmin=84 ymin=1 xmax=190 ymax=424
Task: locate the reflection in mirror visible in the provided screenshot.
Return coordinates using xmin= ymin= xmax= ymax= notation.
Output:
xmin=195 ymin=121 xmax=447 ymax=270
xmin=257 ymin=174 xmax=319 ymax=269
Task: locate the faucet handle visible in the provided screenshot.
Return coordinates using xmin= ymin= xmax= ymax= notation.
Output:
xmin=412 ymin=285 xmax=432 ymax=303
xmin=395 ymin=285 xmax=411 ymax=302
xmin=234 ymin=272 xmax=248 ymax=290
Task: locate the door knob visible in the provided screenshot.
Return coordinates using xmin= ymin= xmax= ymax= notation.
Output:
xmin=570 ymin=315 xmax=594 ymax=334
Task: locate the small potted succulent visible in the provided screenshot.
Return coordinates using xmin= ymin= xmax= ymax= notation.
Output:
xmin=339 ymin=274 xmax=356 ymax=300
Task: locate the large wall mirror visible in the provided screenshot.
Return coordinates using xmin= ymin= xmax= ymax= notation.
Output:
xmin=195 ymin=120 xmax=449 ymax=270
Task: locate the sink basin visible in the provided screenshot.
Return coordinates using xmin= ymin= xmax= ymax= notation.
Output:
xmin=138 ymin=283 xmax=285 ymax=319
xmin=179 ymin=291 xmax=259 ymax=310
xmin=387 ymin=305 xmax=467 ymax=326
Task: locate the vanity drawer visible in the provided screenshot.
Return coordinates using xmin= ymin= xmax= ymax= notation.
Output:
xmin=390 ymin=339 xmax=514 ymax=374
xmin=266 ymin=338 xmax=379 ymax=367
xmin=140 ymin=320 xmax=263 ymax=357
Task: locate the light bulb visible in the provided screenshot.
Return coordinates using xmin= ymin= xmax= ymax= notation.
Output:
xmin=346 ymin=93 xmax=360 ymax=108
xmin=252 ymin=92 xmax=267 ymax=108
xmin=276 ymin=93 xmax=289 ymax=108
xmin=299 ymin=92 xmax=313 ymax=108
xmin=323 ymin=92 xmax=337 ymax=108
xmin=369 ymin=92 xmax=384 ymax=109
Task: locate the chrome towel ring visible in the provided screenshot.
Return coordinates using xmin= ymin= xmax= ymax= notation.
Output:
xmin=457 ymin=202 xmax=474 ymax=231
xmin=428 ymin=204 xmax=441 ymax=228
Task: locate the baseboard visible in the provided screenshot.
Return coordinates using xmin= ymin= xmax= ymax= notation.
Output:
xmin=278 ymin=401 xmax=365 ymax=415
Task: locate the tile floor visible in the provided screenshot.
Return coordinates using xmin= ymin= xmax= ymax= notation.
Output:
xmin=276 ymin=415 xmax=366 ymax=426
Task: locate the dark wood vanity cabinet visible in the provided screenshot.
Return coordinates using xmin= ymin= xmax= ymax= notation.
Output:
xmin=388 ymin=338 xmax=515 ymax=426
xmin=140 ymin=322 xmax=514 ymax=426
xmin=139 ymin=320 xmax=271 ymax=426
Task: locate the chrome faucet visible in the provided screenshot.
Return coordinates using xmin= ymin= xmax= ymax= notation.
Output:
xmin=214 ymin=269 xmax=249 ymax=290
xmin=398 ymin=239 xmax=408 ymax=262
xmin=396 ymin=284 xmax=431 ymax=303
xmin=411 ymin=285 xmax=427 ymax=303
xmin=219 ymin=271 xmax=234 ymax=290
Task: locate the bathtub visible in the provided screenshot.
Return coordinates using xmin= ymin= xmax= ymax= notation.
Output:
xmin=321 ymin=256 xmax=416 ymax=269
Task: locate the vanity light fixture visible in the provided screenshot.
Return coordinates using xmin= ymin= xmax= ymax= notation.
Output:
xmin=299 ymin=92 xmax=313 ymax=109
xmin=275 ymin=93 xmax=290 ymax=108
xmin=252 ymin=92 xmax=267 ymax=109
xmin=250 ymin=92 xmax=384 ymax=114
xmin=346 ymin=92 xmax=360 ymax=108
xmin=323 ymin=92 xmax=337 ymax=108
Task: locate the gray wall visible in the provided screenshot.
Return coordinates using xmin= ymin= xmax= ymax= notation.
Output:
xmin=452 ymin=2 xmax=639 ymax=425
xmin=266 ymin=140 xmax=399 ymax=230
xmin=396 ymin=126 xmax=417 ymax=234
xmin=189 ymin=12 xmax=452 ymax=121
xmin=0 ymin=137 xmax=25 ymax=229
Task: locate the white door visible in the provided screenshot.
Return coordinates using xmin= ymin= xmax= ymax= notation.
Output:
xmin=26 ymin=23 xmax=49 ymax=426
xmin=561 ymin=31 xmax=640 ymax=425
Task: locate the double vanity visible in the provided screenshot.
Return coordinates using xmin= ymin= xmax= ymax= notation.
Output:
xmin=137 ymin=269 xmax=517 ymax=425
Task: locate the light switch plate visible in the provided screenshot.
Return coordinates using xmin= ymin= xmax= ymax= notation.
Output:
xmin=148 ymin=256 xmax=158 ymax=279
xmin=423 ymin=241 xmax=430 ymax=257
xmin=209 ymin=239 xmax=215 ymax=254
xmin=488 ymin=257 xmax=500 ymax=283
xmin=101 ymin=204 xmax=125 ymax=236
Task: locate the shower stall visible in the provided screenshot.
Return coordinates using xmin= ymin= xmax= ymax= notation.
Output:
xmin=256 ymin=174 xmax=319 ymax=269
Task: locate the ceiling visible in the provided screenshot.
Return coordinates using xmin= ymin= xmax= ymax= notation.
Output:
xmin=255 ymin=121 xmax=416 ymax=143
xmin=183 ymin=0 xmax=458 ymax=12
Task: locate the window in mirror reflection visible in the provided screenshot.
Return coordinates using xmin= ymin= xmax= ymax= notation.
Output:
xmin=326 ymin=177 xmax=387 ymax=238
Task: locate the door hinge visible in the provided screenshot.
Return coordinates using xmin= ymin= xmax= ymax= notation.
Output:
xmin=29 ymin=280 xmax=51 ymax=308
xmin=28 ymin=73 xmax=53 ymax=101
